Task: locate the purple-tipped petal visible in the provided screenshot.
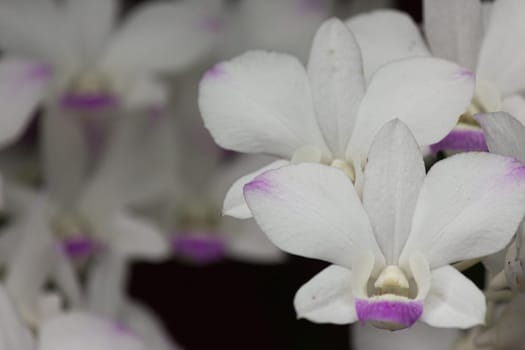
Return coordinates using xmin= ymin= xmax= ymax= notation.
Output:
xmin=60 ymin=93 xmax=118 ymax=111
xmin=172 ymin=233 xmax=226 ymax=264
xmin=355 ymin=298 xmax=423 ymax=330
xmin=430 ymin=127 xmax=488 ymax=154
xmin=61 ymin=237 xmax=99 ymax=259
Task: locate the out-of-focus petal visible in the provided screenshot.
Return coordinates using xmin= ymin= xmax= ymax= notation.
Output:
xmin=102 ymin=2 xmax=216 ymax=74
xmin=0 ymin=285 xmax=35 ymax=350
xmin=199 ymin=51 xmax=328 ymax=158
xmin=245 ymin=163 xmax=384 ymax=269
xmin=0 ymin=58 xmax=49 ymax=147
xmin=400 ymin=153 xmax=525 ymax=269
xmin=346 ymin=10 xmax=430 ymax=81
xmin=363 ymin=120 xmax=425 ymax=264
xmin=348 ymin=57 xmax=475 ymax=161
xmin=423 ymin=0 xmax=483 ymax=70
xmin=294 ymin=265 xmax=356 ymax=324
xmin=307 ymin=18 xmax=365 ymax=156
xmin=420 ymin=266 xmax=485 ymax=328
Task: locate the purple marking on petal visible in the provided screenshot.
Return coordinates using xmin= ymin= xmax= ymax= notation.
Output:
xmin=26 ymin=63 xmax=52 ymax=80
xmin=244 ymin=175 xmax=274 ymax=194
xmin=457 ymin=67 xmax=475 ymax=79
xmin=204 ymin=64 xmax=225 ymax=80
xmin=60 ymin=93 xmax=118 ymax=111
xmin=430 ymin=128 xmax=488 ymax=154
xmin=172 ymin=233 xmax=226 ymax=264
xmin=507 ymin=158 xmax=525 ymax=178
xmin=355 ymin=299 xmax=423 ymax=329
xmin=113 ymin=321 xmax=136 ymax=336
xmin=61 ymin=236 xmax=99 ymax=259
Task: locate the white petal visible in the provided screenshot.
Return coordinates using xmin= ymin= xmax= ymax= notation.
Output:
xmin=346 ymin=10 xmax=430 ymax=81
xmin=421 ymin=266 xmax=485 ymax=328
xmin=348 ymin=57 xmax=475 ymax=160
xmin=199 ymin=50 xmax=328 ymax=158
xmin=102 ymin=1 xmax=216 ymax=74
xmin=400 ymin=153 xmax=525 ymax=268
xmin=0 ymin=285 xmax=35 ymax=350
xmin=307 ymin=18 xmax=365 ymax=156
xmin=363 ymin=120 xmax=425 ymax=264
xmin=108 ymin=212 xmax=169 ymax=260
xmin=0 ymin=58 xmax=48 ymax=147
xmin=39 ymin=312 xmax=144 ymax=350
xmin=502 ymin=93 xmax=525 ymax=126
xmin=123 ymin=76 xmax=168 ymax=110
xmin=244 ymin=163 xmax=384 ymax=269
xmin=223 ymin=159 xmax=290 ymax=219
xmin=120 ymin=301 xmax=182 ymax=350
xmin=476 ymin=112 xmax=525 ymax=164
xmin=221 ymin=216 xmax=285 ymax=264
xmin=423 ymin=0 xmax=483 ymax=70
xmin=64 ymin=0 xmax=117 ymax=61
xmin=477 ymin=0 xmax=525 ymax=95
xmin=41 ymin=105 xmax=90 ymax=205
xmin=294 ymin=265 xmax=357 ymax=324
xmin=86 ymin=254 xmax=126 ymax=320
xmin=353 ymin=322 xmax=459 ymax=350
xmin=0 ymin=1 xmax=73 ymax=64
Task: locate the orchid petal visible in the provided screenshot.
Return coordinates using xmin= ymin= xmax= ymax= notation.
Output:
xmin=102 ymin=2 xmax=216 ymax=74
xmin=39 ymin=312 xmax=144 ymax=350
xmin=476 ymin=112 xmax=525 ymax=163
xmin=502 ymin=94 xmax=525 ymax=126
xmin=364 ymin=120 xmax=425 ymax=264
xmin=294 ymin=264 xmax=356 ymax=324
xmin=0 ymin=285 xmax=35 ymax=350
xmin=429 ymin=124 xmax=488 ymax=154
xmin=477 ymin=0 xmax=525 ymax=95
xmin=307 ymin=18 xmax=365 ymax=156
xmin=199 ymin=51 xmax=328 ymax=158
xmin=400 ymin=153 xmax=525 ymax=269
xmin=349 ymin=57 xmax=475 ymax=161
xmin=421 ymin=266 xmax=485 ymax=328
xmin=346 ymin=10 xmax=430 ymax=81
xmin=223 ymin=159 xmax=289 ymax=219
xmin=244 ymin=163 xmax=384 ymax=269
xmin=352 ymin=322 xmax=459 ymax=350
xmin=0 ymin=58 xmax=49 ymax=147
xmin=423 ymin=0 xmax=483 ymax=70
xmin=64 ymin=0 xmax=118 ymax=61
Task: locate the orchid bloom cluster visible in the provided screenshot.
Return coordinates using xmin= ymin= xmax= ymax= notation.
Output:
xmin=199 ymin=0 xmax=525 ymax=348
xmin=0 ymin=0 xmax=524 ymax=349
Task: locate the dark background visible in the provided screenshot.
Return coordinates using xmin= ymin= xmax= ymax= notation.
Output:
xmin=127 ymin=1 xmax=422 ymax=349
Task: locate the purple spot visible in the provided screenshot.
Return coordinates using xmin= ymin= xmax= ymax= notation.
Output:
xmin=113 ymin=321 xmax=136 ymax=336
xmin=60 ymin=93 xmax=118 ymax=111
xmin=26 ymin=63 xmax=52 ymax=80
xmin=61 ymin=236 xmax=99 ymax=259
xmin=507 ymin=158 xmax=525 ymax=179
xmin=172 ymin=233 xmax=226 ymax=264
xmin=244 ymin=175 xmax=274 ymax=194
xmin=204 ymin=64 xmax=225 ymax=80
xmin=355 ymin=299 xmax=423 ymax=329
xmin=457 ymin=67 xmax=475 ymax=79
xmin=430 ymin=128 xmax=488 ymax=153
xmin=298 ymin=0 xmax=324 ymax=14
xmin=198 ymin=16 xmax=225 ymax=33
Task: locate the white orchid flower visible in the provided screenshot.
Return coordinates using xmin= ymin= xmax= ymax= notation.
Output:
xmin=347 ymin=0 xmax=525 ymax=153
xmin=199 ymin=18 xmax=475 ymax=219
xmin=0 ymin=0 xmax=219 ymax=145
xmin=2 ymin=114 xmax=170 ymax=322
xmin=244 ymin=120 xmax=525 ymax=330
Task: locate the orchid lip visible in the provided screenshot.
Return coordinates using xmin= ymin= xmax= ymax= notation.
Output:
xmin=171 ymin=232 xmax=226 ymax=264
xmin=355 ymin=298 xmax=423 ymax=330
xmin=61 ymin=237 xmax=99 ymax=259
xmin=60 ymin=93 xmax=118 ymax=111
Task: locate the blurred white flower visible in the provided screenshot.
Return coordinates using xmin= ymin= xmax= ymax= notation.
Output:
xmin=244 ymin=120 xmax=525 ymax=330
xmin=199 ymin=18 xmax=475 ymax=218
